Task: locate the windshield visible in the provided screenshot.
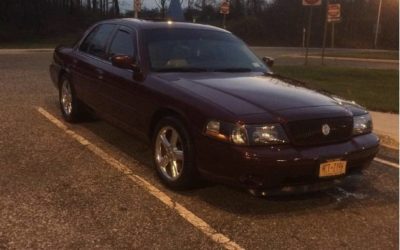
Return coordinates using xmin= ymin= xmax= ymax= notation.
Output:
xmin=144 ymin=28 xmax=269 ymax=73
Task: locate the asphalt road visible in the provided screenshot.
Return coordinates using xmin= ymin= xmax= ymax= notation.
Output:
xmin=0 ymin=50 xmax=398 ymax=249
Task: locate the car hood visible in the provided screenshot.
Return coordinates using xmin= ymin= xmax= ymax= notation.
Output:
xmin=157 ymin=73 xmax=357 ymax=120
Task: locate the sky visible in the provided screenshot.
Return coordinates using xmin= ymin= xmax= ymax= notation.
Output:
xmin=119 ymin=0 xmax=183 ymax=12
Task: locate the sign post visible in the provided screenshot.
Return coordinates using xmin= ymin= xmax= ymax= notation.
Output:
xmin=302 ymin=0 xmax=322 ymax=66
xmin=321 ymin=19 xmax=327 ymax=64
xmin=374 ymin=0 xmax=383 ymax=49
xmin=305 ymin=6 xmax=314 ymax=66
xmin=322 ymin=3 xmax=341 ymax=64
xmin=219 ymin=1 xmax=230 ymax=29
xmin=321 ymin=1 xmax=330 ymax=65
xmin=321 ymin=3 xmax=341 ymax=63
xmin=327 ymin=3 xmax=341 ymax=48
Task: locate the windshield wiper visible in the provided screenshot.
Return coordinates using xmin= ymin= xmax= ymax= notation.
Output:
xmin=155 ymin=67 xmax=208 ymax=72
xmin=214 ymin=67 xmax=252 ymax=72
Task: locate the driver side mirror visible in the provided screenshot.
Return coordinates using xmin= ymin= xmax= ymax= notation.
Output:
xmin=262 ymin=56 xmax=274 ymax=68
xmin=111 ymin=55 xmax=140 ymax=72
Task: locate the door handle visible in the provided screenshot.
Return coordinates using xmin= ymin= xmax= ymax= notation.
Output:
xmin=95 ymin=68 xmax=104 ymax=80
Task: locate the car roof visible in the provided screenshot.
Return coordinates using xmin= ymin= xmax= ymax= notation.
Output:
xmin=99 ymin=18 xmax=230 ymax=33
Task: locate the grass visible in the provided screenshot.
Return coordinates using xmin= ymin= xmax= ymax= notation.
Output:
xmin=273 ymin=65 xmax=399 ymax=113
xmin=312 ymin=51 xmax=399 ymax=60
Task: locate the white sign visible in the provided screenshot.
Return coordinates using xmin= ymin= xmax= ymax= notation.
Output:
xmin=220 ymin=1 xmax=230 ymax=15
xmin=327 ymin=4 xmax=341 ymax=23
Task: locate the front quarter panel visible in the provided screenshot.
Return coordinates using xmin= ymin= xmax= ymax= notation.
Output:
xmin=142 ymin=74 xmax=237 ymax=140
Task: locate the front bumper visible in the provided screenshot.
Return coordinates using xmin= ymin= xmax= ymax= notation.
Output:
xmin=196 ymin=133 xmax=379 ymax=190
xmin=248 ymin=173 xmax=364 ymax=196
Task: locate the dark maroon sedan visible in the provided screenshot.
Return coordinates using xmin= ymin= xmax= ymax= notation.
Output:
xmin=50 ymin=19 xmax=379 ymax=194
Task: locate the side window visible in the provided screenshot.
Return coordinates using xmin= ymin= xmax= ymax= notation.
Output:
xmin=80 ymin=24 xmax=115 ymax=59
xmin=108 ymin=29 xmax=135 ymax=58
xmin=79 ymin=26 xmax=99 ymax=52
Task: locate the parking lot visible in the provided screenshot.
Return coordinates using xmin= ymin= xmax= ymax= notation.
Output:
xmin=0 ymin=50 xmax=398 ymax=249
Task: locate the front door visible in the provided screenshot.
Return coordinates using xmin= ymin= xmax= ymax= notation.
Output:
xmin=96 ymin=26 xmax=145 ymax=130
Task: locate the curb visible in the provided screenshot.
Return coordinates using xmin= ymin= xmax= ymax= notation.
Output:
xmin=377 ymin=133 xmax=399 ymax=150
xmin=285 ymin=55 xmax=399 ymax=64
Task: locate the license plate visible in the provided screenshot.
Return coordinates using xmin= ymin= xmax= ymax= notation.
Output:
xmin=319 ymin=160 xmax=347 ymax=177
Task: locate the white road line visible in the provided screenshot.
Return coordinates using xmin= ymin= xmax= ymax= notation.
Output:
xmin=36 ymin=107 xmax=244 ymax=250
xmin=0 ymin=49 xmax=54 ymax=55
xmin=374 ymin=157 xmax=399 ymax=169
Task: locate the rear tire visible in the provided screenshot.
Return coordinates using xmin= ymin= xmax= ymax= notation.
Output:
xmin=152 ymin=117 xmax=198 ymax=189
xmin=59 ymin=76 xmax=85 ymax=123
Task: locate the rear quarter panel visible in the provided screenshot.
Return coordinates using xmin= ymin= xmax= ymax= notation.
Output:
xmin=49 ymin=46 xmax=74 ymax=89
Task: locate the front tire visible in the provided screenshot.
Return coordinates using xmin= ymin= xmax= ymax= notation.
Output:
xmin=59 ymin=76 xmax=84 ymax=123
xmin=152 ymin=117 xmax=197 ymax=189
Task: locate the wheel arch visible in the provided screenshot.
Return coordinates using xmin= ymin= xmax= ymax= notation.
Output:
xmin=57 ymin=69 xmax=68 ymax=89
xmin=148 ymin=107 xmax=192 ymax=140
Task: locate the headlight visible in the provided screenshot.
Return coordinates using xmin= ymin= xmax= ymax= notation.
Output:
xmin=248 ymin=124 xmax=288 ymax=144
xmin=231 ymin=125 xmax=248 ymax=145
xmin=353 ymin=114 xmax=372 ymax=135
xmin=205 ymin=120 xmax=288 ymax=145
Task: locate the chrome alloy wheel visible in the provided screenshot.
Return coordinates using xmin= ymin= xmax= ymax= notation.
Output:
xmin=155 ymin=126 xmax=184 ymax=181
xmin=61 ymin=80 xmax=73 ymax=116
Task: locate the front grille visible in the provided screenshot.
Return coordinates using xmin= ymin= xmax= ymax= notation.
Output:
xmin=287 ymin=117 xmax=353 ymax=146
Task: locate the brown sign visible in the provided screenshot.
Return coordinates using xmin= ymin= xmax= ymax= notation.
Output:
xmin=302 ymin=0 xmax=322 ymax=6
xmin=220 ymin=1 xmax=230 ymax=15
xmin=327 ymin=3 xmax=341 ymax=22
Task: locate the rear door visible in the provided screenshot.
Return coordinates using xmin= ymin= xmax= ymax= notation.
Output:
xmin=72 ymin=23 xmax=116 ymax=110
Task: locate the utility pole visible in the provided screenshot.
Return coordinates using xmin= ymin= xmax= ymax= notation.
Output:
xmin=243 ymin=0 xmax=248 ymax=17
xmin=374 ymin=0 xmax=383 ymax=49
xmin=134 ymin=0 xmax=138 ymax=18
xmin=302 ymin=0 xmax=322 ymax=65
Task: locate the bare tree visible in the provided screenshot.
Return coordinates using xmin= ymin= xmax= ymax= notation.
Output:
xmin=112 ymin=0 xmax=120 ymax=15
xmin=92 ymin=0 xmax=98 ymax=11
xmin=155 ymin=0 xmax=170 ymax=18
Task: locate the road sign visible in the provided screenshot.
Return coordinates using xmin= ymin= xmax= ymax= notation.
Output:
xmin=302 ymin=0 xmax=322 ymax=6
xmin=327 ymin=3 xmax=341 ymax=23
xmin=220 ymin=1 xmax=230 ymax=15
